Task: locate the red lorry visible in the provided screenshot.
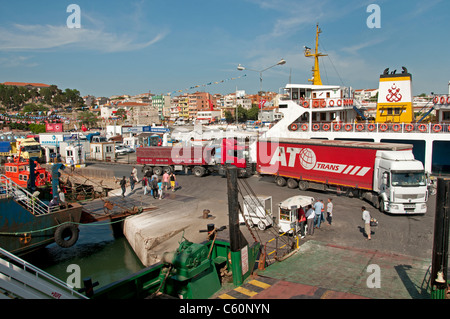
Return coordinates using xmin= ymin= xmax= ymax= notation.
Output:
xmin=137 ymin=138 xmax=251 ymax=177
xmin=256 ymin=138 xmax=428 ymax=214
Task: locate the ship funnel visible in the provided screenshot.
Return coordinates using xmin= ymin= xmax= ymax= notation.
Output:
xmin=376 ymin=67 xmax=413 ymax=123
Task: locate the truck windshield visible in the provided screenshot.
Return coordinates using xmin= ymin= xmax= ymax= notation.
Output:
xmin=391 ymin=171 xmax=426 ymax=187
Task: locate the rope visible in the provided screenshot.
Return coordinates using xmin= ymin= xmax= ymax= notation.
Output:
xmin=0 ymin=219 xmax=126 ymax=236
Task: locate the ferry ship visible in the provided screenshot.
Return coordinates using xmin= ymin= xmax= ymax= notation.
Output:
xmin=262 ymin=25 xmax=450 ymax=175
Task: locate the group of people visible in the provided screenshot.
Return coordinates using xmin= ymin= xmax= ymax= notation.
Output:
xmin=119 ymin=166 xmax=178 ymax=200
xmin=296 ymin=198 xmax=333 ymax=238
xmin=296 ymin=198 xmax=374 ymax=240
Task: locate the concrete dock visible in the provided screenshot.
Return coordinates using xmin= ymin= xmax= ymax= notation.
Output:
xmin=105 ymin=179 xmax=232 ymax=266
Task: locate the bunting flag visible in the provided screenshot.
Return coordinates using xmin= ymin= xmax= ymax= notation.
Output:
xmin=166 ymin=74 xmax=247 ymax=96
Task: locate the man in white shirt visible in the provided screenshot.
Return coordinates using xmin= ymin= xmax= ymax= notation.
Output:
xmin=361 ymin=206 xmax=371 ymax=240
xmin=326 ymin=198 xmax=333 ymax=226
xmin=306 ymin=205 xmax=315 ymax=236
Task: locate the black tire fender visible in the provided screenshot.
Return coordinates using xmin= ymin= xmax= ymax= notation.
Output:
xmin=54 ymin=223 xmax=79 ymax=248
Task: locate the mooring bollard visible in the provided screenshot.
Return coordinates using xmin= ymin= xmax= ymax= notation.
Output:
xmin=203 ymin=209 xmax=210 ymax=219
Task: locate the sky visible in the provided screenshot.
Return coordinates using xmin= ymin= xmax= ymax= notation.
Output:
xmin=0 ymin=0 xmax=449 ymax=98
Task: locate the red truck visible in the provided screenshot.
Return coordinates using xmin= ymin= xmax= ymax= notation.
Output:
xmin=137 ymin=138 xmax=251 ymax=177
xmin=257 ymin=138 xmax=428 ymax=214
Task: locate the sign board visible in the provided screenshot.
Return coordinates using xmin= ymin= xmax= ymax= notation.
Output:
xmin=45 ymin=123 xmax=64 ymax=133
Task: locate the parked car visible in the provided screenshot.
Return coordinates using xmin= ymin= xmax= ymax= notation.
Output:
xmin=115 ymin=146 xmax=129 ymax=155
xmin=123 ymin=145 xmax=135 ymax=153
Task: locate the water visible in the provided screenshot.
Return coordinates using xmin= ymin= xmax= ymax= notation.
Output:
xmin=22 ymin=221 xmax=145 ymax=292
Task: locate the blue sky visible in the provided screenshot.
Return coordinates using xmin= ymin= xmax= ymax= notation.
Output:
xmin=0 ymin=0 xmax=449 ymax=98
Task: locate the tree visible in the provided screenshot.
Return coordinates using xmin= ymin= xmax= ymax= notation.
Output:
xmin=247 ymin=105 xmax=259 ymax=121
xmin=224 ymin=110 xmax=234 ymax=123
xmin=77 ymin=111 xmax=98 ymax=128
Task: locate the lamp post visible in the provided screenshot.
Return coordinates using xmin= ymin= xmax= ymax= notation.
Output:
xmin=237 ymin=59 xmax=286 ymax=123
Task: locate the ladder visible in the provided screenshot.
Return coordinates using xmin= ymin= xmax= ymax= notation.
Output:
xmin=0 ymin=247 xmax=88 ymax=299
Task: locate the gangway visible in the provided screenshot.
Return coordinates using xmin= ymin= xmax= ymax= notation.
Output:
xmin=0 ymin=174 xmax=60 ymax=216
xmin=0 ymin=247 xmax=88 ymax=299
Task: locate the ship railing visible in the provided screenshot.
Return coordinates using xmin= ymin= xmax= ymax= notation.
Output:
xmin=289 ymin=122 xmax=450 ymax=134
xmin=0 ymin=247 xmax=88 ymax=299
xmin=0 ymin=175 xmax=59 ymax=216
xmin=283 ymin=97 xmax=356 ymax=109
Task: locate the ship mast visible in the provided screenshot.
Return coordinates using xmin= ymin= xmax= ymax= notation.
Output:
xmin=304 ymin=24 xmax=327 ymax=85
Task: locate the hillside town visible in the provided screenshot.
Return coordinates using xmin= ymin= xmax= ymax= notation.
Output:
xmin=0 ymin=81 xmax=439 ymax=133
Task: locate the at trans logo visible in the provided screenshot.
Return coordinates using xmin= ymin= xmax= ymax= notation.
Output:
xmin=269 ymin=146 xmax=371 ymax=176
xmin=299 ymin=148 xmax=316 ymax=170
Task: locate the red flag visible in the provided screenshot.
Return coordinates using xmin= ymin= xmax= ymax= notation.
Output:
xmin=258 ymin=99 xmax=267 ymax=109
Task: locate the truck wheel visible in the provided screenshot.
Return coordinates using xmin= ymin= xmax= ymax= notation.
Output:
xmin=379 ymin=199 xmax=385 ymax=213
xmin=163 ymin=166 xmax=173 ymax=174
xmin=153 ymin=167 xmax=163 ymax=175
xmin=193 ymin=166 xmax=205 ymax=177
xmin=287 ymin=178 xmax=298 ymax=189
xmin=298 ymin=181 xmax=309 ymax=191
xmin=275 ymin=176 xmax=286 ymax=187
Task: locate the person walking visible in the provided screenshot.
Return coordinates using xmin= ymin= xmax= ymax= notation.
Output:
xmin=170 ymin=172 xmax=177 ymax=192
xmin=162 ymin=171 xmax=170 ymax=190
xmin=142 ymin=176 xmax=148 ymax=195
xmin=326 ymin=198 xmax=333 ymax=226
xmin=314 ymin=199 xmax=324 ymax=229
xmin=120 ymin=176 xmax=127 ymax=197
xmin=130 ymin=173 xmax=136 ymax=191
xmin=298 ymin=207 xmax=306 ymax=238
xmin=361 ymin=206 xmax=372 ymax=240
xmin=157 ymin=179 xmax=164 ymax=199
xmin=151 ymin=177 xmax=159 ymax=199
xmin=131 ymin=166 xmax=139 ymax=183
xmin=306 ymin=205 xmax=315 ymax=236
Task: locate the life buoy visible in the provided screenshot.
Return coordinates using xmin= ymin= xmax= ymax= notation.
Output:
xmin=447 ymin=96 xmax=450 ymax=105
xmin=432 ymin=124 xmax=442 ymax=132
xmin=312 ymin=100 xmax=320 ymax=108
xmin=367 ymin=123 xmax=376 ymax=132
xmin=320 ymin=100 xmax=326 ymax=108
xmin=329 ymin=100 xmax=335 ymax=107
xmin=323 ymin=123 xmax=331 ymax=131
xmin=290 ymin=123 xmax=298 ymax=131
xmin=405 ymin=124 xmax=414 ymax=132
xmin=392 ymin=124 xmax=401 ymax=132
xmin=312 ymin=124 xmax=320 ymax=131
xmin=379 ymin=123 xmax=388 ymax=132
xmin=440 ymin=96 xmax=446 ymax=105
xmin=433 ymin=96 xmax=439 ymax=104
xmin=418 ymin=124 xmax=427 ymax=132
xmin=333 ymin=123 xmax=342 ymax=131
xmin=54 ymin=223 xmax=79 ymax=248
xmin=302 ymin=100 xmax=309 ymax=108
xmin=344 ymin=124 xmax=353 ymax=131
xmin=337 ymin=99 xmax=342 ymax=107
xmin=356 ymin=124 xmax=364 ymax=131
xmin=301 ymin=123 xmax=308 ymax=131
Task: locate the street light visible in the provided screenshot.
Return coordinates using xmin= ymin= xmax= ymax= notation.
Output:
xmin=237 ymin=59 xmax=286 ymax=123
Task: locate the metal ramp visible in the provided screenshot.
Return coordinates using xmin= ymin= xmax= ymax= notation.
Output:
xmin=0 ymin=175 xmax=59 ymax=216
xmin=0 ymin=247 xmax=87 ymax=299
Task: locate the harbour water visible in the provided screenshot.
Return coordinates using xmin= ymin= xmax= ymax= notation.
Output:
xmin=22 ymin=221 xmax=144 ymax=291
